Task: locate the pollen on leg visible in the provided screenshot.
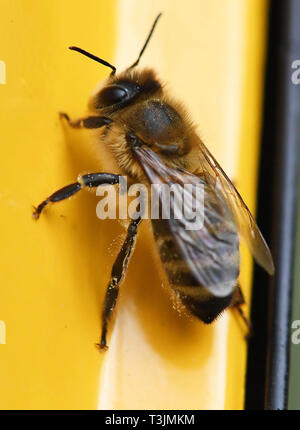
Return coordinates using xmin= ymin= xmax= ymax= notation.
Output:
xmin=77 ymin=174 xmax=85 ymax=186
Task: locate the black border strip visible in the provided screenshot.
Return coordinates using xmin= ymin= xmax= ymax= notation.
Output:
xmin=246 ymin=0 xmax=300 ymax=410
xmin=265 ymin=0 xmax=300 ymax=410
xmin=245 ymin=0 xmax=278 ymax=409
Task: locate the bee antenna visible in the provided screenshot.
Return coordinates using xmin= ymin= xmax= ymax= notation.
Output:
xmin=69 ymin=46 xmax=116 ymax=76
xmin=128 ymin=13 xmax=162 ymax=70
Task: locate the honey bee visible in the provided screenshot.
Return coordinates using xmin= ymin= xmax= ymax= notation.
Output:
xmin=33 ymin=14 xmax=274 ymax=350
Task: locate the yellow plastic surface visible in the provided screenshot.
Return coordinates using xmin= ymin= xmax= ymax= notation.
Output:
xmin=0 ymin=0 xmax=267 ymax=409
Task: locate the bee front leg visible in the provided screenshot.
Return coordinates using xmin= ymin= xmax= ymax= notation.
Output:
xmin=32 ymin=173 xmax=119 ymax=219
xmin=98 ymin=217 xmax=142 ymax=351
xmin=59 ymin=112 xmax=112 ymax=129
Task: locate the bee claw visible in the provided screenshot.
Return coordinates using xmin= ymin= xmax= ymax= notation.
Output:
xmin=32 ymin=206 xmax=40 ymax=220
xmin=59 ymin=112 xmax=70 ymax=122
xmin=95 ymin=342 xmax=109 ymax=352
xmin=245 ymin=327 xmax=254 ymax=342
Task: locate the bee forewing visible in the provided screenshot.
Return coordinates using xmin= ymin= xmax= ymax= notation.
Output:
xmin=196 ymin=138 xmax=275 ymax=275
xmin=133 ymin=146 xmax=240 ymax=298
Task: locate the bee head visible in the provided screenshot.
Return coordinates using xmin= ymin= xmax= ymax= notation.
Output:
xmin=88 ymin=69 xmax=162 ymax=114
xmin=68 ymin=13 xmax=162 ymax=114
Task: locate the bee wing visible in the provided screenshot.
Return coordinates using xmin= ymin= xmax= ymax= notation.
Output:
xmin=134 ymin=146 xmax=240 ymax=297
xmin=194 ymin=138 xmax=275 ymax=275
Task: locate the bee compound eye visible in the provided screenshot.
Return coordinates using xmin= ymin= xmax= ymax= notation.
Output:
xmin=98 ymin=85 xmax=127 ymax=107
xmin=126 ymin=133 xmax=140 ymax=147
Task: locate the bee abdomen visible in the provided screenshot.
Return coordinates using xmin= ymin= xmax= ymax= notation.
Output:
xmin=152 ymin=218 xmax=239 ymax=323
xmin=154 ymin=221 xmax=239 ymax=287
xmin=178 ymin=290 xmax=234 ymax=323
xmin=154 ymin=227 xmax=199 ymax=285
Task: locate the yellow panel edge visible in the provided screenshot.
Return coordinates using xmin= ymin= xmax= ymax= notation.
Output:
xmin=225 ymin=0 xmax=269 ymax=410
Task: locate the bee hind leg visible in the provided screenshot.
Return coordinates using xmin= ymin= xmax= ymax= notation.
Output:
xmin=32 ymin=173 xmax=119 ymax=219
xmin=59 ymin=112 xmax=112 ymax=129
xmin=98 ymin=217 xmax=142 ymax=351
xmin=231 ymin=285 xmax=253 ymax=340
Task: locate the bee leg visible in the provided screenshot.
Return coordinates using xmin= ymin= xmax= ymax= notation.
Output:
xmin=32 ymin=173 xmax=119 ymax=219
xmin=98 ymin=217 xmax=142 ymax=351
xmin=59 ymin=112 xmax=112 ymax=129
xmin=231 ymin=285 xmax=253 ymax=340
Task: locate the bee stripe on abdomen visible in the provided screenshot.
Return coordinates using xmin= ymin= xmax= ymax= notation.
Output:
xmin=153 ymin=219 xmax=239 ymax=287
